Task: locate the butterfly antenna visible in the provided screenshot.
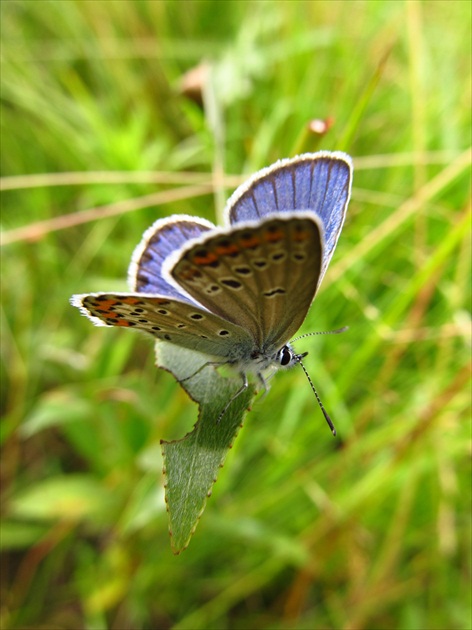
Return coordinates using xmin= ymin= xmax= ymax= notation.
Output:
xmin=294 ymin=354 xmax=337 ymax=437
xmin=291 ymin=326 xmax=348 ymax=343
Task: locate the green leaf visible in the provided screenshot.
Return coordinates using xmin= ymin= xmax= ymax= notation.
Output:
xmin=20 ymin=389 xmax=93 ymax=437
xmin=0 ymin=521 xmax=49 ymax=550
xmin=10 ymin=474 xmax=117 ymax=525
xmin=156 ymin=341 xmax=256 ymax=554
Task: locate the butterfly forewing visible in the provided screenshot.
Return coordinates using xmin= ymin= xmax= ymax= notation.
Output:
xmin=170 ymin=213 xmax=323 ymax=349
xmin=72 ymin=293 xmax=253 ymax=359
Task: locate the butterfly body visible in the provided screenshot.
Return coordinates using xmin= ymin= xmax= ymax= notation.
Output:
xmin=72 ymin=151 xmax=353 ymax=394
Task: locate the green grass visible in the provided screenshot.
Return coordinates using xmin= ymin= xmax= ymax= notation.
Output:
xmin=1 ymin=1 xmax=470 ymax=628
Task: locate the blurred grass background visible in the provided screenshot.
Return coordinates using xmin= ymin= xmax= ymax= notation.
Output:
xmin=1 ymin=1 xmax=470 ymax=629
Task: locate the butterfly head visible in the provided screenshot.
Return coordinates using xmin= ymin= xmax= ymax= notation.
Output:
xmin=276 ymin=345 xmax=308 ymax=369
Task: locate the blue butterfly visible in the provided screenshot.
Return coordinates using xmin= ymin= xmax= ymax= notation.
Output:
xmin=72 ymin=151 xmax=353 ymax=431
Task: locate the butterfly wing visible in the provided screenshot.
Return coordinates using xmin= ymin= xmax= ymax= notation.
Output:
xmin=128 ymin=215 xmax=214 ymax=300
xmin=70 ymin=293 xmax=253 ymax=360
xmin=225 ymin=151 xmax=352 ymax=283
xmin=167 ymin=213 xmax=323 ymax=349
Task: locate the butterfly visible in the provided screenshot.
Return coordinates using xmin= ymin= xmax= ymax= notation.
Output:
xmin=71 ymin=151 xmax=353 ymax=430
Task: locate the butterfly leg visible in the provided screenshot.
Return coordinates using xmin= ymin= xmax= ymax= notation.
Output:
xmin=256 ymin=371 xmax=272 ymax=399
xmin=178 ymin=360 xmax=229 ymax=383
xmin=216 ymin=372 xmax=249 ymax=424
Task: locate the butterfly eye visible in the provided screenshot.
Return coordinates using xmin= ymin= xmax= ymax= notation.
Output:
xmin=279 ymin=346 xmax=293 ymax=367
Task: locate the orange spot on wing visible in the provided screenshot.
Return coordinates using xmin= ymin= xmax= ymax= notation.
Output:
xmin=215 ymin=243 xmax=240 ymax=256
xmin=91 ymin=299 xmax=117 ymax=310
xmin=264 ymin=230 xmax=284 ymax=243
xmin=193 ymin=252 xmax=219 ymax=265
xmin=293 ymin=230 xmax=310 ymax=242
xmin=114 ymin=319 xmax=134 ymax=327
xmin=179 ymin=265 xmax=203 ymax=281
xmin=239 ymin=235 xmax=261 ymax=248
xmin=121 ymin=297 xmax=143 ymax=305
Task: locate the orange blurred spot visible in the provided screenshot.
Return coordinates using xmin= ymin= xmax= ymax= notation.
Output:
xmin=215 ymin=243 xmax=240 ymax=256
xmin=193 ymin=253 xmax=219 ymax=265
xmin=100 ymin=312 xmax=120 ymax=319
xmin=179 ymin=266 xmax=203 ymax=281
xmin=264 ymin=230 xmax=284 ymax=243
xmin=239 ymin=235 xmax=261 ymax=248
xmin=293 ymin=230 xmax=310 ymax=242
xmin=93 ymin=299 xmax=117 ymax=310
